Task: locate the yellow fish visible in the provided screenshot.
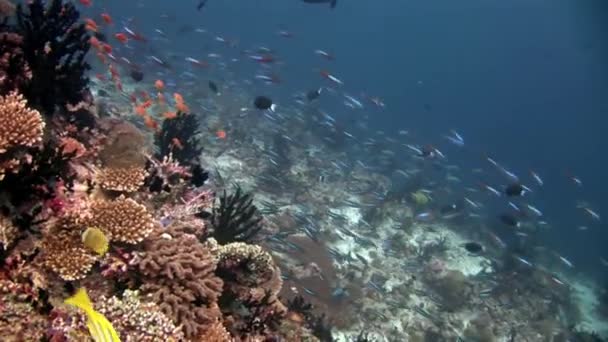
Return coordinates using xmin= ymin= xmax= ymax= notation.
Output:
xmin=82 ymin=227 xmax=109 ymax=256
xmin=65 ymin=288 xmax=121 ymax=342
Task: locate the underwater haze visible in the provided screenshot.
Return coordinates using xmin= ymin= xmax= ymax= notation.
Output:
xmin=1 ymin=0 xmax=608 ymax=340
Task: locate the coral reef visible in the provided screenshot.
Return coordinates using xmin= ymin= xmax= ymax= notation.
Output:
xmin=0 ymin=91 xmax=45 ymax=179
xmin=0 ymin=2 xmax=316 ymax=341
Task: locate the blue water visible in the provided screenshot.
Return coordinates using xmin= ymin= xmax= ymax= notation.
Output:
xmin=98 ymin=0 xmax=608 ymax=278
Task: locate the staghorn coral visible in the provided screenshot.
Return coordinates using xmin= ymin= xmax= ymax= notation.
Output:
xmin=96 ymin=289 xmax=185 ymax=341
xmin=15 ymin=0 xmax=91 ymax=115
xmin=211 ymin=186 xmax=263 ymax=244
xmin=39 ymin=213 xmax=97 ymax=281
xmin=0 ymin=213 xmax=18 ymax=251
xmin=136 ymin=228 xmax=224 ymax=339
xmin=96 ymin=165 xmax=148 ymax=193
xmin=0 ymin=90 xmax=45 ymax=179
xmin=89 ymin=195 xmax=155 ymax=244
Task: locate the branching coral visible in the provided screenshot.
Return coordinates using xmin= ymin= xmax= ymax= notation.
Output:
xmin=39 ymin=213 xmax=97 ymax=281
xmin=136 ymin=228 xmax=224 ymax=339
xmin=96 ymin=290 xmax=185 ymax=341
xmin=0 ymin=90 xmax=45 ymax=179
xmin=89 ymin=195 xmax=154 ymax=244
xmin=15 ymin=0 xmax=91 ymax=114
xmin=211 ymin=186 xmax=263 ymax=244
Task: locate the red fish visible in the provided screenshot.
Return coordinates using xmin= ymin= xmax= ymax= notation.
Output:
xmin=114 ymin=33 xmax=129 ymax=44
xmin=100 ymin=13 xmax=113 ymax=25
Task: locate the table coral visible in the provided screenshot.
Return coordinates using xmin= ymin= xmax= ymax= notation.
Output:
xmin=39 ymin=213 xmax=98 ymax=281
xmin=90 ymin=195 xmax=155 ymax=244
xmin=96 ymin=165 xmax=148 ymax=193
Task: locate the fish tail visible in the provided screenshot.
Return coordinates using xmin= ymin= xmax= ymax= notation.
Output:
xmin=65 ymin=287 xmax=93 ymax=312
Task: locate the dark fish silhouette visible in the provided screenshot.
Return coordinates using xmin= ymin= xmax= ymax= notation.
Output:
xmin=254 ymin=96 xmax=274 ymax=110
xmin=302 ymin=0 xmax=337 ymax=9
xmin=306 ymin=88 xmax=322 ymax=101
xmin=197 ymin=0 xmax=208 ymax=11
xmin=499 ymin=213 xmax=520 ymax=227
xmin=208 ymin=81 xmax=219 ymax=94
xmin=504 ymin=183 xmax=527 ymax=197
xmin=129 ymin=69 xmax=144 ymax=82
xmin=463 ymin=242 xmax=484 ymax=254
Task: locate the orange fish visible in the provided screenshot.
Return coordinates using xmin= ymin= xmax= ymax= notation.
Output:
xmin=84 ymin=18 xmax=98 ymax=32
xmin=157 ymin=92 xmax=166 ymax=105
xmin=114 ymin=33 xmax=128 ymax=44
xmin=216 ymin=130 xmax=227 ymax=139
xmin=163 ymin=111 xmax=177 ymax=120
xmin=171 ymin=138 xmax=184 ymax=150
xmin=89 ymin=36 xmax=101 ymax=49
xmin=79 ymin=0 xmax=92 ymax=6
xmin=144 ymin=115 xmax=159 ymax=130
xmin=95 ymin=52 xmax=107 ymax=64
xmin=134 ymin=105 xmax=147 ymax=117
xmin=100 ymin=13 xmax=113 ymax=25
xmin=155 ymin=80 xmax=164 ymax=91
xmin=101 ymin=43 xmax=112 ymax=54
xmin=141 ymin=99 xmax=153 ymax=109
xmin=176 ymin=102 xmax=190 ymax=114
xmin=173 ymin=93 xmax=184 ymax=104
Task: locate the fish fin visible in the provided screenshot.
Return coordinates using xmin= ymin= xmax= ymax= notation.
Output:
xmin=65 ymin=287 xmax=93 ymax=312
xmin=89 ymin=310 xmax=121 ymax=342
